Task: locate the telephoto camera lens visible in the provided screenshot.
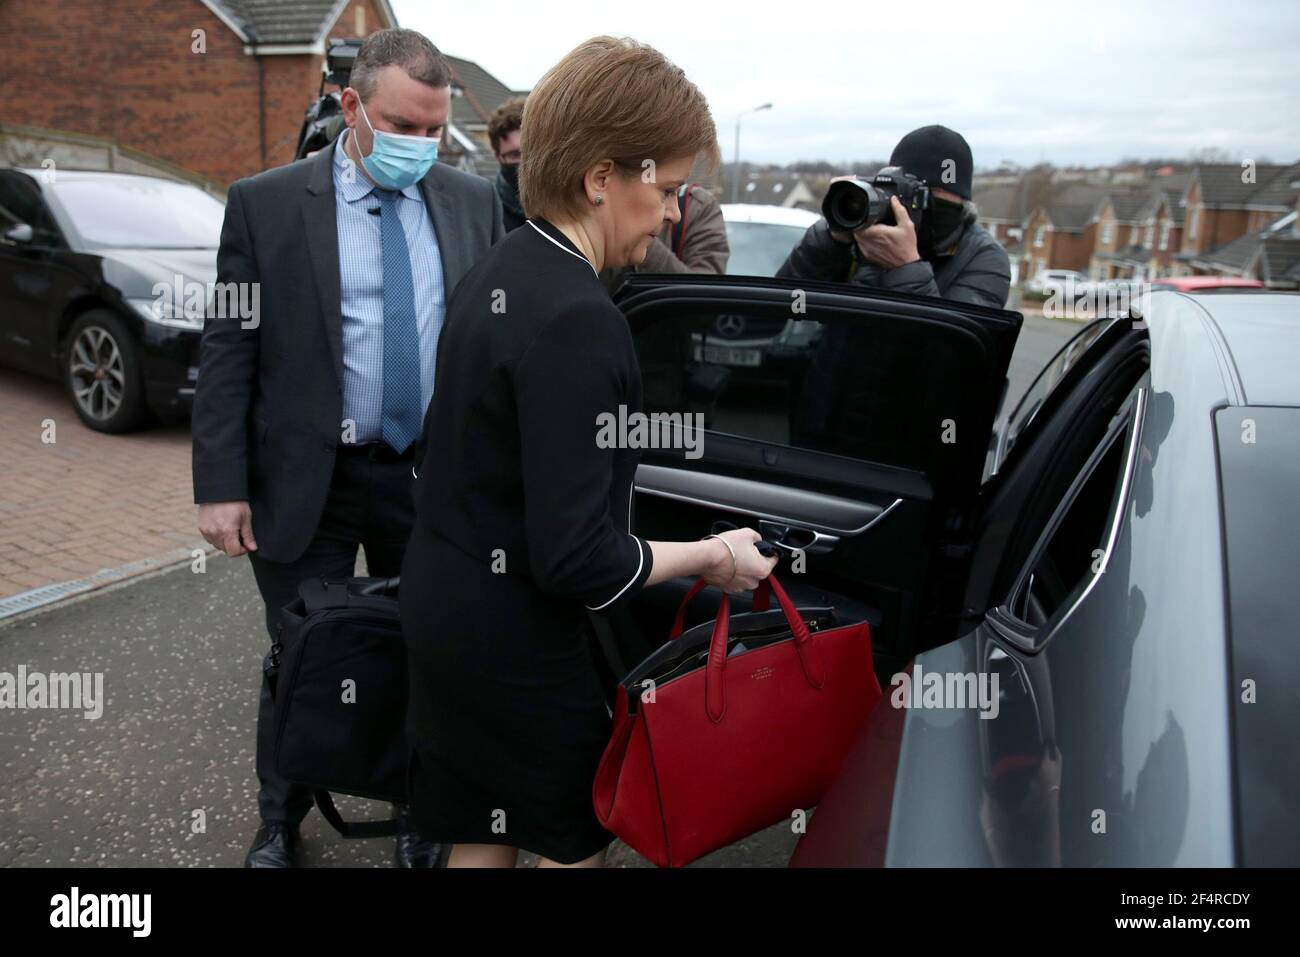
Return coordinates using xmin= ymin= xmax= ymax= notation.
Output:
xmin=823 ymin=179 xmax=890 ymax=232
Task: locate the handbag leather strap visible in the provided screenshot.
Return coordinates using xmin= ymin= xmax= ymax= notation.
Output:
xmin=676 ymin=574 xmax=825 ymax=722
xmin=668 ymin=577 xmax=773 ymax=639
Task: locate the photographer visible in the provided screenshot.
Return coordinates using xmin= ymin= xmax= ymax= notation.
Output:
xmin=778 ymin=125 xmax=1010 ymax=308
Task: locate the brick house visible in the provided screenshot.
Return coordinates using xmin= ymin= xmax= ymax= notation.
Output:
xmin=1083 ymin=172 xmax=1191 ymax=282
xmin=1088 ymin=189 xmax=1152 ymax=280
xmin=1019 ymin=184 xmax=1107 ymax=280
xmin=0 ymin=0 xmax=401 ymax=189
xmin=1184 ymin=219 xmax=1300 ymax=288
xmin=1174 ymin=162 xmax=1300 ymax=275
xmin=973 ymin=182 xmax=1025 ymax=246
xmin=441 ymin=55 xmax=529 ymax=179
xmin=973 ymin=181 xmax=1033 ymax=285
xmin=1145 ymin=173 xmax=1189 ymax=276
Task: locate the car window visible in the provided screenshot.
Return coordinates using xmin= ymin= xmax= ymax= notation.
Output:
xmin=1002 ymin=319 xmax=1110 ymax=459
xmin=1000 ymin=387 xmax=1145 ymax=648
xmin=45 ymin=176 xmax=224 ymax=249
xmin=0 ymin=171 xmax=62 ymax=243
xmin=634 ymin=298 xmax=984 ymax=473
xmin=724 ymin=221 xmax=811 ymax=277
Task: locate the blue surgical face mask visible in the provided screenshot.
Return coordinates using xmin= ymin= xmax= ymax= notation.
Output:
xmin=355 ymin=95 xmax=439 ymax=190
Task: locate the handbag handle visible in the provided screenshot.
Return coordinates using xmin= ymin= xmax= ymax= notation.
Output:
xmin=668 ymin=577 xmax=772 ymax=640
xmin=701 ymin=574 xmax=825 ymax=723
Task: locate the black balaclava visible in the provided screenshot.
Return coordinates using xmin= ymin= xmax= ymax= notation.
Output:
xmin=499 ymin=161 xmax=520 ymax=190
xmin=889 ymin=125 xmax=974 ymax=257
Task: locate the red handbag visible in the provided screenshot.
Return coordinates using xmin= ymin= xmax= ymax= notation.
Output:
xmin=592 ymin=573 xmax=880 ymax=867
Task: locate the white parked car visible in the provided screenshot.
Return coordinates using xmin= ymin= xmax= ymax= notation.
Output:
xmin=1025 ymin=268 xmax=1092 ymax=296
xmin=720 ymin=203 xmax=820 ymax=278
xmin=691 ymin=205 xmax=821 ymax=372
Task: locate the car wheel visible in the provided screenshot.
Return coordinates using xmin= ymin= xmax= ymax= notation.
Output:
xmin=64 ymin=310 xmax=149 ymax=433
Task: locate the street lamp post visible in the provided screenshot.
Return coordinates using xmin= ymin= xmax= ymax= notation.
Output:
xmin=731 ymin=102 xmax=772 ymax=204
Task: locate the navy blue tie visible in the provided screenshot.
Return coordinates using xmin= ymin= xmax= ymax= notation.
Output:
xmin=377 ymin=189 xmax=422 ymax=453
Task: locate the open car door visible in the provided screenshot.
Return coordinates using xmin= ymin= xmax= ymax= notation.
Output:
xmin=605 ymin=274 xmax=1022 ymax=689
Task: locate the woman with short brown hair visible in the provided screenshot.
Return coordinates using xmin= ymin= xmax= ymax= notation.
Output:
xmin=400 ymin=37 xmax=775 ymax=868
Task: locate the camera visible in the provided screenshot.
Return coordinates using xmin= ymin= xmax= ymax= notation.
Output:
xmin=821 ymin=165 xmax=930 ymax=233
xmin=294 ymin=38 xmax=363 ymax=160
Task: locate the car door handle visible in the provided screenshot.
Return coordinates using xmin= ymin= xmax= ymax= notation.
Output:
xmin=759 ymin=520 xmax=839 ymax=555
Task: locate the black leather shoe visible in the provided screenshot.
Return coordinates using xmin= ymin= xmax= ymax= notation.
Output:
xmin=394 ymin=805 xmax=443 ymax=868
xmin=244 ymin=822 xmax=299 ymax=868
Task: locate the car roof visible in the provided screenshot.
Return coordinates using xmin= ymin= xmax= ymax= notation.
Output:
xmin=720 ymin=203 xmax=820 ymax=227
xmin=1183 ymin=292 xmax=1300 ymax=406
xmin=12 ymin=167 xmax=187 ymax=187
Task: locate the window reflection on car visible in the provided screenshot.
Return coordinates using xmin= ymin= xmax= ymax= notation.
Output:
xmin=45 ymin=177 xmax=224 ymax=249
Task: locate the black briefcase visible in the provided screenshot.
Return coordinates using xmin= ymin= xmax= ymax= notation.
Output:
xmin=265 ymin=576 xmax=409 ymax=838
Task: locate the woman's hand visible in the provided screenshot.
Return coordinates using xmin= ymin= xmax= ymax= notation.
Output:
xmin=703 ymin=528 xmax=778 ymax=593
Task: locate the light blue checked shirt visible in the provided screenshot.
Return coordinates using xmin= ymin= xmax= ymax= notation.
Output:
xmin=332 ymin=130 xmax=446 ymax=444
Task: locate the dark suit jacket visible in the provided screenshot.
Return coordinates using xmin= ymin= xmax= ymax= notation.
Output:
xmin=192 ymin=139 xmax=505 ymax=563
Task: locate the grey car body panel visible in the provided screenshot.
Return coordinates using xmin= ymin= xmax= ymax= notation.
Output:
xmin=885 ymin=291 xmax=1254 ymax=866
xmin=1185 ymin=293 xmax=1300 ymax=406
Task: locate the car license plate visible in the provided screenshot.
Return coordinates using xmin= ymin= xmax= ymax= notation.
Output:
xmin=698 ymin=345 xmax=761 ymax=367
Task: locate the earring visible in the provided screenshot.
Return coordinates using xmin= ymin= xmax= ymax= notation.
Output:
xmin=594 ymin=194 xmax=605 ymax=205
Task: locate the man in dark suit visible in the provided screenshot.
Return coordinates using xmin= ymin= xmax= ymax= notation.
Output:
xmin=192 ymin=28 xmax=504 ymax=868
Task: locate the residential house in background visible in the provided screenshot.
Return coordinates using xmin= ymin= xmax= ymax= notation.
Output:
xmin=1182 ymin=212 xmax=1300 ymax=287
xmin=0 ymin=0 xmax=526 ymax=190
xmin=441 ymin=54 xmax=529 ymax=178
xmin=1088 ymin=188 xmax=1164 ymax=281
xmin=973 ymin=182 xmax=1024 ymax=246
xmin=725 ymin=170 xmax=818 ymax=210
xmin=973 ymin=181 xmax=1032 ymax=286
xmin=1174 ymin=162 xmax=1300 ymax=275
xmin=0 ymin=0 xmax=398 ymax=189
xmin=978 ymin=169 xmax=1197 ymax=287
xmin=1018 ymin=184 xmax=1107 ymax=281
xmin=1145 ymin=172 xmax=1190 ymax=277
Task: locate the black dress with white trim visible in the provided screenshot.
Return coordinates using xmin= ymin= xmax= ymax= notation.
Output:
xmin=400 ymin=216 xmax=654 ymax=863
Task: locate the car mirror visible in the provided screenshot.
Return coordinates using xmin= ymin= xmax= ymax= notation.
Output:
xmin=4 ymin=223 xmax=34 ymax=244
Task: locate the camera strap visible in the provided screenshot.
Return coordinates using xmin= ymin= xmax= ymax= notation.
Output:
xmin=670 ymin=184 xmax=696 ymax=259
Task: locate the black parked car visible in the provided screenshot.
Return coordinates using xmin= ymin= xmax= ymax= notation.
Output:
xmin=0 ymin=168 xmax=223 ymax=432
xmin=603 ymin=278 xmax=1297 ymax=867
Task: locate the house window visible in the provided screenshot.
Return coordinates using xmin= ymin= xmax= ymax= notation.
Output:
xmin=1160 ymin=222 xmax=1170 ymax=250
xmin=1034 ymin=225 xmax=1046 ymax=248
xmin=1145 ymin=224 xmax=1154 ymax=247
xmin=1188 ymin=206 xmax=1199 ymax=240
xmin=1102 ymin=222 xmax=1113 ymax=244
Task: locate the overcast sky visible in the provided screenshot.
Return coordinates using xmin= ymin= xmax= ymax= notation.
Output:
xmin=392 ymin=0 xmax=1300 ymax=170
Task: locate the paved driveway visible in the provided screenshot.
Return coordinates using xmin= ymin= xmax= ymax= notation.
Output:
xmin=0 ymin=368 xmax=202 ymax=602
